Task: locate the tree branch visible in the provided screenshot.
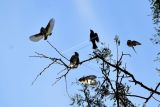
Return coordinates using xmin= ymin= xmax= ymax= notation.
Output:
xmin=47 ymin=40 xmax=69 ymax=61
xmin=96 ymin=54 xmax=160 ymax=95
xmin=145 ymin=83 xmax=160 ymax=103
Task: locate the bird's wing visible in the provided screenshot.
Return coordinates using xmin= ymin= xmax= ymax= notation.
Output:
xmin=133 ymin=41 xmax=141 ymax=45
xmin=94 ymin=33 xmax=99 ymax=42
xmin=78 ymin=77 xmax=85 ymax=82
xmin=29 ymin=33 xmax=43 ymax=42
xmin=86 ymin=75 xmax=97 ymax=80
xmin=69 ymin=55 xmax=76 ymax=67
xmin=45 ymin=18 xmax=55 ymax=35
xmin=76 ymin=56 xmax=80 ymax=65
xmin=70 ymin=55 xmax=75 ymax=63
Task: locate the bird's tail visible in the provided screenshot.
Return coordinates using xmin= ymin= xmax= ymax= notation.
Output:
xmin=44 ymin=36 xmax=48 ymax=40
xmin=69 ymin=63 xmax=74 ymax=68
xmin=136 ymin=42 xmax=141 ymax=45
xmin=69 ymin=63 xmax=78 ymax=68
xmin=92 ymin=42 xmax=98 ymax=49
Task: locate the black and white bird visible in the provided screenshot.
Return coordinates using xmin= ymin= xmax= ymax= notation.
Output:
xmin=90 ymin=29 xmax=99 ymax=49
xmin=69 ymin=52 xmax=79 ymax=68
xmin=79 ymin=75 xmax=97 ymax=85
xmin=29 ymin=18 xmax=55 ymax=42
xmin=127 ymin=40 xmax=141 ymax=53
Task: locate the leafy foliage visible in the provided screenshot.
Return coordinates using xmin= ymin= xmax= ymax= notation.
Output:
xmin=150 ymin=0 xmax=160 ymax=44
xmin=150 ymin=0 xmax=160 ymax=24
xmin=150 ymin=26 xmax=160 ymax=44
xmin=150 ymin=0 xmax=160 ymax=74
xmin=30 ymin=35 xmax=160 ymax=107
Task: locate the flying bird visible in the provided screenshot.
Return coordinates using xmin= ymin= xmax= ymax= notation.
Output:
xmin=79 ymin=75 xmax=97 ymax=85
xmin=127 ymin=40 xmax=141 ymax=53
xmin=29 ymin=18 xmax=55 ymax=42
xmin=69 ymin=52 xmax=79 ymax=68
xmin=90 ymin=29 xmax=99 ymax=49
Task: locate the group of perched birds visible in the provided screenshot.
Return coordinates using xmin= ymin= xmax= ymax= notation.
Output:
xmin=29 ymin=18 xmax=141 ymax=85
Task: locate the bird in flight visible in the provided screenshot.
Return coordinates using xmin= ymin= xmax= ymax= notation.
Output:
xmin=69 ymin=52 xmax=80 ymax=68
xmin=78 ymin=75 xmax=97 ymax=85
xmin=29 ymin=18 xmax=55 ymax=42
xmin=127 ymin=40 xmax=141 ymax=53
xmin=90 ymin=29 xmax=99 ymax=49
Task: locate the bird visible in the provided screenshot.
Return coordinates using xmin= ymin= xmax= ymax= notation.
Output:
xmin=29 ymin=18 xmax=55 ymax=42
xmin=69 ymin=52 xmax=79 ymax=68
xmin=78 ymin=75 xmax=97 ymax=85
xmin=90 ymin=29 xmax=99 ymax=49
xmin=127 ymin=40 xmax=141 ymax=53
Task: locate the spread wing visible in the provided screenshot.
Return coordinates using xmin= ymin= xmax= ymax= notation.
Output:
xmin=45 ymin=18 xmax=55 ymax=35
xmin=29 ymin=33 xmax=43 ymax=42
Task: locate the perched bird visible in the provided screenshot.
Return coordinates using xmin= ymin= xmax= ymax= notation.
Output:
xmin=69 ymin=52 xmax=79 ymax=68
xmin=29 ymin=18 xmax=55 ymax=42
xmin=127 ymin=40 xmax=141 ymax=53
xmin=79 ymin=75 xmax=97 ymax=85
xmin=90 ymin=29 xmax=99 ymax=49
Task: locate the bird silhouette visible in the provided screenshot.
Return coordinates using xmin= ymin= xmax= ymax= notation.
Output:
xmin=29 ymin=18 xmax=55 ymax=42
xmin=90 ymin=30 xmax=99 ymax=49
xmin=78 ymin=75 xmax=97 ymax=85
xmin=69 ymin=52 xmax=79 ymax=68
xmin=127 ymin=40 xmax=141 ymax=53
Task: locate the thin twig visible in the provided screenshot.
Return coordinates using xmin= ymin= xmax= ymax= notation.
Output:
xmin=30 ymin=52 xmax=56 ymax=61
xmin=152 ymin=96 xmax=160 ymax=103
xmin=126 ymin=94 xmax=147 ymax=100
xmin=31 ymin=61 xmax=55 ymax=85
xmin=79 ymin=56 xmax=98 ymax=65
xmin=95 ymin=52 xmax=160 ymax=95
xmin=65 ymin=76 xmax=71 ymax=98
xmin=47 ymin=41 xmax=69 ymax=61
xmin=57 ymin=68 xmax=67 ymax=75
xmin=52 ymin=69 xmax=71 ymax=86
xmin=145 ymin=83 xmax=160 ymax=103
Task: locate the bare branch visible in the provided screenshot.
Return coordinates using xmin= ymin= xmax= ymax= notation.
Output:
xmin=52 ymin=69 xmax=71 ymax=86
xmin=152 ymin=96 xmax=160 ymax=103
xmin=126 ymin=94 xmax=147 ymax=100
xmin=30 ymin=52 xmax=56 ymax=61
xmin=31 ymin=61 xmax=55 ymax=85
xmin=145 ymin=83 xmax=160 ymax=103
xmin=79 ymin=56 xmax=98 ymax=65
xmin=47 ymin=41 xmax=69 ymax=61
xmin=95 ymin=53 xmax=160 ymax=95
xmin=30 ymin=52 xmax=70 ymax=85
